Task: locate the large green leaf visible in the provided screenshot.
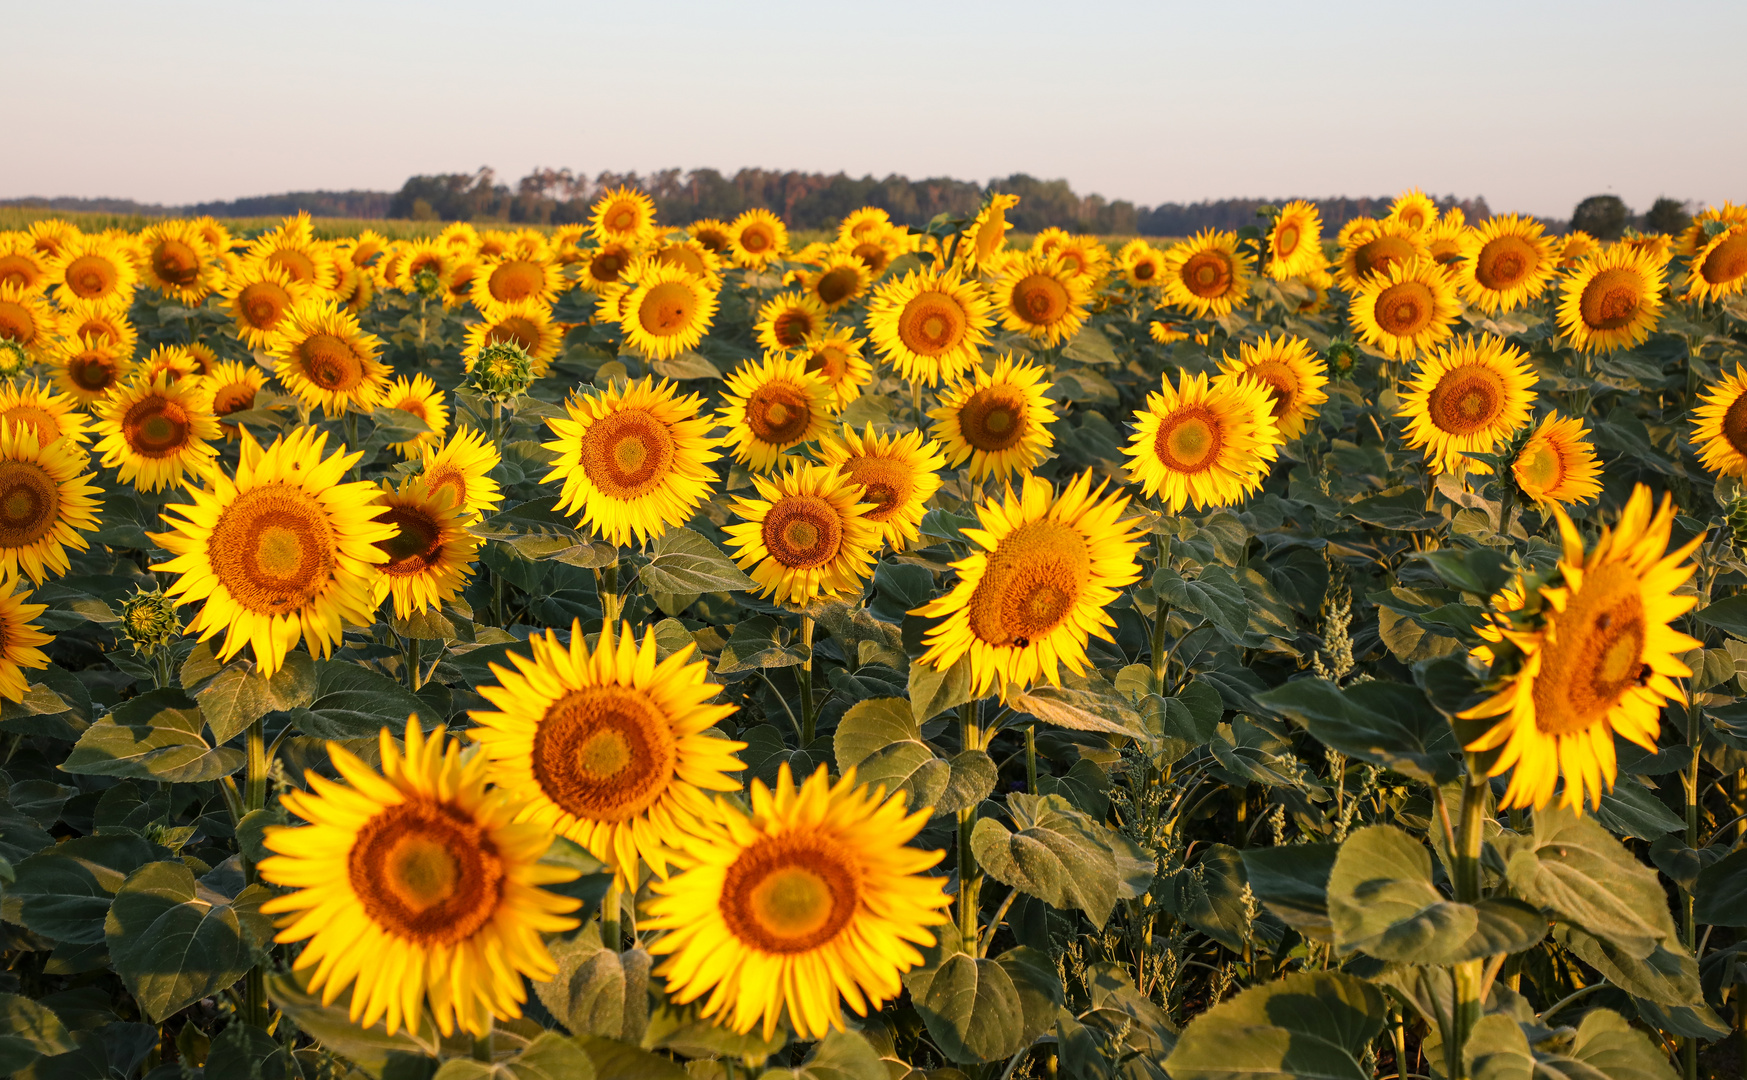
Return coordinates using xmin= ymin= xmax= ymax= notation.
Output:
xmin=433 ymin=1032 xmax=594 ymax=1080
xmin=0 ymin=993 xmax=78 ymax=1074
xmin=971 ymin=793 xmax=1153 ymax=929
xmin=1009 ymin=678 xmax=1145 ymax=738
xmin=1241 ymin=844 xmax=1338 ymax=942
xmin=12 ymin=1021 xmax=156 ymax=1080
xmin=1256 ymin=678 xmax=1460 ymax=783
xmin=1164 ymin=843 xmax=1251 ymax=952
xmin=901 ymin=928 xmax=1065 ymax=1065
xmin=1693 ymin=845 xmax=1747 ymax=926
xmin=637 ymin=527 xmax=755 ymax=595
xmin=908 ymin=655 xmax=973 ymax=722
xmin=104 ymin=862 xmax=274 ymax=1022
xmin=285 ymin=660 xmax=443 ymax=740
xmin=0 ymin=794 xmax=56 ymax=864
xmin=1165 ymin=971 xmax=1387 ymax=1080
xmin=756 ymin=1029 xmax=887 ymax=1080
xmin=574 ymin=1035 xmax=689 ymax=1080
xmin=61 ymin=689 xmax=244 ymax=783
xmin=195 ymin=652 xmax=320 ymax=745
xmin=9 ymin=835 xmax=161 ymax=943
xmin=1464 ymin=1009 xmax=1677 ymax=1080
xmin=1499 ymin=807 xmax=1677 ymax=958
xmin=834 ymin=698 xmax=950 ymax=810
xmin=716 ymin=616 xmax=808 ymax=674
xmin=1156 ymin=565 xmax=1249 ymax=641
xmin=1327 ymin=826 xmax=1546 ymax=964
xmin=269 ymin=970 xmax=443 ymax=1076
xmin=534 ymin=928 xmax=634 ymax=1042
xmin=1694 ymin=594 xmax=1747 ymax=640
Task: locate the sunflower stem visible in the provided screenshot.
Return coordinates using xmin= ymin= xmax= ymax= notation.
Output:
xmin=1682 ymin=699 xmax=1703 ymax=1080
xmin=471 ymin=1025 xmax=492 ymax=1063
xmin=599 ymin=560 xmax=620 ymax=629
xmin=243 ymin=716 xmax=270 ymax=1029
xmin=1446 ymin=771 xmax=1488 ymax=1080
xmin=798 ymin=616 xmax=817 ymax=747
xmin=1025 ymin=724 xmax=1037 ymax=794
xmin=405 ymin=635 xmax=422 ymax=692
xmin=956 ymin=700 xmax=982 ymax=946
xmin=602 ymin=881 xmax=622 ymax=953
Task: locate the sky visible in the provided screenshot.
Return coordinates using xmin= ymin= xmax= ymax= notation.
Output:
xmin=7 ymin=0 xmax=1743 ymax=219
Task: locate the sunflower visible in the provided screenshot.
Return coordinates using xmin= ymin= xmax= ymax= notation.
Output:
xmin=267 ymin=298 xmax=390 ymax=417
xmin=378 ymin=374 xmax=450 ymax=459
xmin=420 ymin=427 xmax=503 ymax=520
xmin=816 ymin=424 xmax=948 ymax=549
xmin=718 ymin=354 xmax=835 ymax=472
xmin=795 ymin=331 xmax=873 ymax=409
xmin=0 ymin=284 xmax=56 ymax=360
xmin=914 ymin=472 xmax=1142 ymax=698
xmin=1462 ymin=486 xmax=1702 ymax=810
xmin=962 ymin=192 xmax=1020 ymax=270
xmin=340 ymin=229 xmax=390 ymax=272
xmin=1336 ymin=219 xmax=1428 ymax=289
xmin=0 ymin=581 xmax=52 ymax=702
xmin=864 ymin=268 xmax=995 ymax=387
xmin=837 ymin=207 xmax=893 ymax=245
xmin=841 ymin=229 xmax=906 ymax=278
xmin=475 ymin=254 xmax=563 ymax=312
xmin=370 ymin=476 xmax=479 ymax=619
xmin=390 ymin=241 xmax=457 ymax=295
xmin=137 ymin=220 xmax=219 ymax=305
xmin=138 ymin=344 xmax=202 ymax=384
xmin=647 ymin=762 xmax=949 ymax=1041
xmin=1116 ymin=240 xmax=1167 ymax=288
xmin=1148 ymin=319 xmax=1192 ymax=344
xmin=1266 ymin=201 xmax=1326 ymax=280
xmin=1685 ymin=225 xmax=1747 ymax=303
xmin=756 ymin=291 xmax=829 ymax=352
xmin=929 ymin=355 xmax=1056 ymax=483
xmin=1388 ymin=189 xmax=1439 ymax=233
xmin=48 ymin=234 xmax=138 ymax=311
xmin=1616 ymin=232 xmax=1672 ymax=264
xmin=1291 ymin=269 xmax=1337 ymax=315
xmin=1349 ymin=258 xmax=1461 ymax=360
xmin=652 ymin=237 xmax=724 ymax=290
xmin=25 ymin=220 xmax=78 ymax=260
xmin=1676 ymin=203 xmax=1747 ymax=258
xmin=688 ymin=218 xmax=733 ymax=255
xmin=258 ymin=718 xmax=582 ymax=1038
xmin=1691 ymin=365 xmax=1747 ymax=478
xmin=1036 ymin=232 xmax=1110 ymax=286
xmin=1162 ymin=230 xmax=1253 ymax=318
xmin=724 ymin=461 xmax=879 ymax=604
xmin=991 ymin=254 xmax=1090 ymax=346
xmin=0 ymin=424 xmax=102 ymax=585
xmin=0 ymin=379 xmax=92 ymax=451
xmin=543 ymin=377 xmax=720 ymax=547
xmin=474 ymin=229 xmax=512 ymax=260
xmin=1558 ymin=231 xmax=1600 ymax=270
xmin=590 ymin=185 xmax=658 ymax=245
xmin=151 ymin=427 xmax=394 ymax=675
xmin=1215 ymin=333 xmax=1329 ymax=440
xmin=92 ymin=372 xmax=222 ymax=492
xmin=245 ymin=214 xmax=336 ymax=293
xmin=1555 ymin=245 xmax=1667 ymax=354
xmin=207 ymin=360 xmax=269 ymax=438
xmin=221 ymin=260 xmax=313 ymax=350
xmin=618 ymin=262 xmax=719 ymax=360
xmin=796 ymin=254 xmax=871 ymax=311
xmin=1454 ymin=214 xmax=1558 ymax=314
xmin=1398 ymin=335 xmax=1538 ymax=474
xmin=0 ymin=233 xmax=52 ymax=295
xmin=468 ymin=619 xmax=744 ymax=889
xmin=577 ymin=240 xmax=642 ymax=295
xmin=439 ymin=259 xmax=481 ymax=311
xmin=1425 ymin=208 xmax=1468 ymax=270
xmin=1512 ymin=413 xmax=1602 ymax=507
xmin=49 ymin=333 xmax=133 ymax=407
xmin=1123 ymin=370 xmax=1280 ymax=512
xmin=727 ymin=209 xmax=789 ymax=269
xmin=463 ymin=299 xmax=563 ymax=377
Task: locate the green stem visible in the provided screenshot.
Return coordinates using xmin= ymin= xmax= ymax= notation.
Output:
xmin=957 ymin=701 xmax=982 ymax=945
xmin=152 ymin=649 xmax=172 ymax=692
xmin=1682 ymin=699 xmax=1703 ymax=1080
xmin=243 ymin=716 xmax=269 ymax=1027
xmin=405 ymin=636 xmax=422 ymax=692
xmin=471 ymin=1024 xmax=492 ymax=1063
xmin=602 ymin=881 xmax=622 ymax=953
xmin=598 ymin=560 xmax=620 ymax=629
xmin=1446 ymin=773 xmax=1488 ymax=1080
xmin=798 ymin=617 xmax=816 ymax=747
xmin=1025 ymin=725 xmax=1037 ymax=795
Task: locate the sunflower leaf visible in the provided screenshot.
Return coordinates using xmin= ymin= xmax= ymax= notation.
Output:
xmin=61 ymin=689 xmax=245 ymax=784
xmin=1464 ymin=1009 xmax=1678 ymax=1080
xmin=1164 ymin=971 xmax=1387 ymax=1080
xmin=0 ymin=993 xmax=79 ymax=1075
xmin=638 ymin=527 xmax=755 ymax=595
xmin=1500 ymin=806 xmax=1677 ymax=958
xmin=971 ymin=793 xmax=1154 ymax=929
xmin=1256 ymin=677 xmax=1461 ymax=783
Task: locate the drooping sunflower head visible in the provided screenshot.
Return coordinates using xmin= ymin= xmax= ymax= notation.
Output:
xmin=590 ymin=185 xmax=659 ymax=244
xmin=1461 ymin=485 xmax=1703 ymax=810
xmin=815 ymin=424 xmax=948 ymax=549
xmin=915 ymin=471 xmax=1144 ymax=698
xmin=1685 ymin=224 xmax=1747 ymax=304
xmin=92 ymin=372 xmax=223 ymax=493
xmin=1398 ymin=334 xmax=1538 ymax=474
xmin=220 ymin=260 xmax=313 ymax=349
xmin=0 ymin=422 xmax=102 ymax=586
xmin=50 ymin=332 xmax=133 ymax=407
xmin=928 ymin=354 xmax=1057 ymax=483
xmin=1511 ymin=412 xmax=1602 ymax=508
xmin=1337 ymin=218 xmax=1428 ymax=290
xmin=206 ymin=360 xmax=269 ymax=439
xmin=0 ymin=232 xmax=53 ymax=295
xmin=258 ymin=717 xmax=583 ymax=1038
xmin=756 ymin=291 xmax=829 ymax=353
xmin=1691 ymin=365 xmax=1747 ymax=479
xmin=717 ymin=353 xmax=835 ymax=472
xmin=1558 ymin=231 xmax=1600 ymax=270
xmin=49 ymin=234 xmax=139 ymax=311
xmin=267 ymin=298 xmax=390 ymax=417
xmin=724 ymin=460 xmax=880 ymax=605
xmin=138 ymin=220 xmax=220 ymax=304
xmin=864 ymin=267 xmax=996 ymax=387
xmin=0 ymin=580 xmax=53 ymax=704
xmin=1267 ymin=200 xmax=1327 ymax=280
xmin=646 ymin=762 xmax=950 ymax=1042
xmin=962 ymin=192 xmax=1021 ymax=269
xmin=1387 ymin=189 xmax=1439 ymax=233
xmin=576 ymin=239 xmax=643 ymax=294
xmin=470 ymin=619 xmax=743 ymax=887
xmin=1116 ymin=239 xmax=1167 ymax=288
xmin=419 ymin=426 xmax=503 ymax=520
xmin=1555 ymin=245 xmax=1667 ymax=354
xmin=543 ymin=376 xmax=721 ymax=548
xmin=1123 ymin=368 xmax=1282 ymax=512
xmin=688 ymin=218 xmax=734 ymax=255
xmin=1456 ymin=214 xmax=1559 ymax=314
xmin=1349 ymin=257 xmax=1461 ymax=361
xmin=378 ymin=373 xmax=450 ymax=459
xmin=728 ymin=209 xmax=789 ymax=269
xmin=0 ymin=378 xmax=92 ymax=452
xmin=617 ymin=260 xmax=719 ymax=361
xmin=1162 ymin=230 xmax=1254 ymax=317
xmin=370 ymin=475 xmax=479 ymax=619
xmin=992 ymin=253 xmax=1091 ymax=346
xmin=793 ymin=330 xmax=873 ymax=410
xmin=1424 ymin=208 xmax=1469 ymax=271
xmin=1215 ymin=332 xmax=1329 ymax=441
xmin=463 ymin=298 xmax=562 ymax=377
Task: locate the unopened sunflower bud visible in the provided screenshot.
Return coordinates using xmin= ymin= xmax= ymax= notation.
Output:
xmin=411 ymin=267 xmax=443 ymax=298
xmin=120 ymin=589 xmax=181 ymax=656
xmin=1324 ymin=339 xmax=1359 ymax=379
xmin=467 ymin=341 xmax=535 ymax=403
xmin=0 ymin=340 xmax=29 ymax=377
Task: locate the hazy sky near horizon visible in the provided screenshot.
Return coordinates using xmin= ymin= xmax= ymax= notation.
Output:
xmin=8 ymin=0 xmax=1743 ymax=219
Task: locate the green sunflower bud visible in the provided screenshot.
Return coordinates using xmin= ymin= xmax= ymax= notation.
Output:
xmin=1727 ymin=495 xmax=1747 ymax=554
xmin=120 ymin=589 xmax=181 ymax=657
xmin=0 ymin=340 xmax=29 ymax=377
xmin=1324 ymin=339 xmax=1359 ymax=379
xmin=467 ymin=341 xmax=535 ymax=404
xmin=411 ymin=267 xmax=443 ymax=298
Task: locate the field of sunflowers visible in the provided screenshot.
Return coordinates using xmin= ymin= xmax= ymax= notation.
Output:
xmin=0 ymin=185 xmax=1746 ymax=1080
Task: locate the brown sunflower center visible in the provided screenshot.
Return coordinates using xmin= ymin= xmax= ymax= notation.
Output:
xmin=487 ymin=316 xmax=541 ymax=352
xmin=1154 ymin=405 xmax=1225 ymax=474
xmin=0 ymin=255 xmax=41 ymax=291
xmin=745 ymin=382 xmax=812 ymax=446
xmin=589 ymin=250 xmax=626 ymax=283
xmin=1013 ymin=274 xmax=1069 ymax=325
xmin=638 ymin=282 xmax=698 ymax=337
xmin=423 ymin=464 xmax=468 ymax=513
xmin=1353 ymin=235 xmax=1416 ymax=280
xmin=122 ymin=394 xmax=193 ymax=457
xmin=770 ymin=309 xmax=815 ymax=348
xmin=1723 ymin=393 xmax=1747 ymax=458
xmin=64 ymin=255 xmax=118 ymax=299
xmin=694 ymin=229 xmax=729 ymax=254
xmin=237 ymin=281 xmax=292 ymax=331
xmin=1476 ymin=235 xmax=1537 ymax=291
xmin=1429 ymin=237 xmax=1463 ymax=265
xmin=67 ymin=350 xmax=118 ymax=392
xmin=898 ymin=292 xmax=967 ymax=356
xmin=1531 ymin=564 xmax=1649 ymax=735
xmin=0 ymin=407 xmax=60 ymax=449
xmin=376 ymin=505 xmax=444 ymax=576
xmin=1701 ymin=232 xmax=1747 ymax=286
xmin=532 ymin=684 xmax=676 ymax=823
xmin=1374 ymin=281 xmax=1435 ymax=335
xmin=1427 ymin=364 xmax=1506 ymax=436
xmin=815 ymin=267 xmax=861 ymax=306
xmin=1275 ymin=224 xmax=1302 ymax=257
xmin=0 ymin=460 xmax=59 ymax=549
xmin=213 ymin=382 xmax=257 ymax=418
xmin=719 ymin=832 xmax=861 ymax=954
xmin=0 ymin=300 xmax=38 ymax=344
xmin=967 ymin=519 xmax=1091 ymax=649
xmin=608 ymin=205 xmax=638 ymax=232
xmin=804 ymin=345 xmax=849 ymax=384
xmin=488 ymin=261 xmax=545 ymax=304
xmin=349 ymin=799 xmax=504 ymax=946
xmin=842 ymin=456 xmax=912 ymax=522
xmin=152 ymin=239 xmax=201 ymax=287
xmin=1579 ymin=268 xmax=1646 ymax=330
xmin=207 ymin=483 xmax=337 ymax=615
xmin=760 ymin=494 xmax=841 ymax=570
xmin=850 ymin=242 xmax=890 ymax=275
xmin=298 ymin=333 xmax=362 ymax=391
xmin=958 ymin=386 xmax=1030 ymax=452
xmin=740 ymin=226 xmax=773 ymax=253
xmin=1181 ymin=251 xmax=1234 ymax=298
xmin=579 ymin=409 xmax=676 ymax=499
xmin=267 ymin=250 xmax=317 ymax=285
xmin=1514 ymin=439 xmax=1565 ymax=495
xmin=1244 ymin=361 xmax=1299 ymax=419
xmin=1132 ymin=259 xmax=1157 ymax=281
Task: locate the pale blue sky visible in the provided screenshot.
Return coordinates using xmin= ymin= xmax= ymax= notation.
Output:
xmin=9 ymin=0 xmax=1742 ymax=218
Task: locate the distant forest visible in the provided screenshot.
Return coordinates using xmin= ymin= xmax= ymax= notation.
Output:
xmin=4 ymin=166 xmax=1502 ymax=235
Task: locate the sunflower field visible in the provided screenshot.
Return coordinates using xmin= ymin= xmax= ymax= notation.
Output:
xmin=0 ymin=187 xmax=1746 ymax=1080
